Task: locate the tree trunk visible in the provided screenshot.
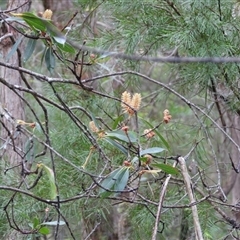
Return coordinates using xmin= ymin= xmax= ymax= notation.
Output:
xmin=214 ymin=87 xmax=240 ymax=220
xmin=227 ymin=114 xmax=240 ymax=221
xmin=0 ymin=2 xmax=31 ymax=239
xmin=0 ymin=1 xmax=30 ymax=164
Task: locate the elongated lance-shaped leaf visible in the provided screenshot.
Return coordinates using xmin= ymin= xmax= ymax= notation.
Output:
xmin=11 ymin=12 xmax=47 ymax=31
xmin=38 ymin=227 xmax=50 ymax=235
xmin=10 ymin=12 xmax=66 ymax=44
xmin=106 ymin=130 xmax=137 ymax=143
xmin=140 ymin=147 xmax=165 ymax=156
xmin=114 ymin=168 xmax=129 ymax=194
xmin=38 ymin=163 xmax=57 ymax=200
xmin=100 ymin=168 xmax=125 ymax=193
xmin=55 ymin=41 xmax=75 ymax=53
xmin=45 ymin=47 xmax=55 ymax=72
xmin=42 ymin=221 xmax=65 ymax=226
xmin=23 ymin=37 xmax=37 ymax=62
xmin=100 ymin=167 xmax=129 ymax=197
xmin=112 ymin=115 xmax=124 ymax=129
xmin=6 ymin=35 xmax=24 ymax=62
xmin=24 ymin=137 xmax=35 ymax=163
xmin=141 ymin=118 xmax=170 ymax=150
xmin=151 ymin=163 xmax=179 ymax=175
xmin=103 ymin=138 xmax=128 ymax=155
xmin=33 ymin=217 xmax=40 ymax=228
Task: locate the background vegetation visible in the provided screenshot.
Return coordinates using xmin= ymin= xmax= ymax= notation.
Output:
xmin=0 ymin=0 xmax=240 ymax=239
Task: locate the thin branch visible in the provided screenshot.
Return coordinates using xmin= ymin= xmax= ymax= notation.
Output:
xmin=85 ymin=70 xmax=240 ymax=153
xmin=151 ymin=161 xmax=177 ymax=240
xmin=84 ymin=215 xmax=101 ymax=240
xmin=178 ymin=156 xmax=203 ymax=240
xmin=165 ymin=0 xmax=181 ymax=16
xmin=0 ymin=33 xmax=13 ymax=42
xmin=67 ymin=40 xmax=240 ymax=64
xmin=0 ymin=0 xmax=30 ymax=13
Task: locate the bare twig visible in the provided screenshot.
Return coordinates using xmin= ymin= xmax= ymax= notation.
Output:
xmin=151 ymin=161 xmax=177 ymax=240
xmin=178 ymin=156 xmax=203 ymax=240
xmin=67 ymin=40 xmax=240 ymax=64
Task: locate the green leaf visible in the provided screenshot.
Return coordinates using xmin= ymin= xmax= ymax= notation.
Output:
xmin=45 ymin=22 xmax=66 ymax=45
xmin=33 ymin=217 xmax=40 ymax=228
xmin=5 ymin=16 xmax=25 ymax=23
xmin=40 ymin=163 xmax=57 ymax=199
xmin=45 ymin=21 xmax=66 ymax=45
xmin=141 ymin=169 xmax=162 ymax=177
xmin=42 ymin=221 xmax=65 ymax=226
xmin=23 ymin=38 xmax=37 ymax=62
xmin=33 ymin=122 xmax=42 ymax=133
xmin=45 ymin=47 xmax=55 ymax=72
xmin=11 ymin=12 xmax=66 ymax=44
xmin=140 ymin=156 xmax=148 ymax=164
xmin=151 ymin=163 xmax=179 ymax=175
xmin=112 ymin=115 xmax=124 ymax=129
xmin=140 ymin=147 xmax=165 ymax=156
xmin=96 ymin=52 xmax=117 ymax=63
xmin=114 ymin=168 xmax=129 ymax=193
xmin=89 ymin=112 xmax=100 ymax=129
xmin=98 ymin=52 xmax=114 ymax=59
xmin=131 ymin=156 xmax=139 ymax=164
xmin=55 ymin=41 xmax=75 ymax=53
xmin=28 ymin=223 xmax=33 ymax=229
xmin=100 ymin=167 xmax=129 ymax=197
xmin=100 ymin=168 xmax=123 ymax=193
xmin=24 ymin=137 xmax=35 ymax=163
xmin=103 ymin=138 xmax=128 ymax=155
xmin=106 ymin=130 xmax=137 ymax=143
xmin=11 ymin=12 xmax=47 ymax=31
xmin=141 ymin=119 xmax=170 ymax=150
xmin=156 ymin=132 xmax=170 ymax=151
xmin=38 ymin=226 xmax=50 ymax=235
xmin=6 ymin=35 xmax=24 ymax=62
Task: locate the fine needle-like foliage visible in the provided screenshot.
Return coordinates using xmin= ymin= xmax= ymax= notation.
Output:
xmin=0 ymin=0 xmax=240 ymax=240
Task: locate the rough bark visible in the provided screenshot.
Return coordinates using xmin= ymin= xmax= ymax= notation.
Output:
xmin=214 ymin=84 xmax=240 ymax=220
xmin=227 ymin=114 xmax=240 ymax=221
xmin=0 ymin=1 xmax=30 ymax=164
xmin=0 ymin=2 xmax=31 ymax=239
